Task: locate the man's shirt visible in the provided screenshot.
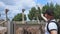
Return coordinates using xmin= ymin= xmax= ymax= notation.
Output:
xmin=45 ymin=19 xmax=58 ymax=34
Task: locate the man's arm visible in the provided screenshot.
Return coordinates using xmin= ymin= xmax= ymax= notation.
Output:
xmin=48 ymin=23 xmax=58 ymax=34
xmin=41 ymin=13 xmax=48 ymax=21
xmin=50 ymin=30 xmax=57 ymax=34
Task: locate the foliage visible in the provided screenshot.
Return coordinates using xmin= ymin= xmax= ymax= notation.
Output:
xmin=12 ymin=13 xmax=26 ymax=21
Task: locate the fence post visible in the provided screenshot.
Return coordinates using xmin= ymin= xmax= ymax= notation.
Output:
xmin=7 ymin=21 xmax=13 ymax=34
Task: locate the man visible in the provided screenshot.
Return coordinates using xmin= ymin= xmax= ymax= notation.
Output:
xmin=41 ymin=9 xmax=58 ymax=34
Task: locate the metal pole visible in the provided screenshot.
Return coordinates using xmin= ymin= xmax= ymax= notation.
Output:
xmin=7 ymin=21 xmax=13 ymax=34
xmin=14 ymin=22 xmax=16 ymax=34
xmin=7 ymin=21 xmax=10 ymax=34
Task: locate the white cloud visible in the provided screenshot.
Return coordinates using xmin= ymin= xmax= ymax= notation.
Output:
xmin=37 ymin=3 xmax=43 ymax=9
xmin=53 ymin=0 xmax=60 ymax=4
xmin=0 ymin=2 xmax=5 ymax=7
xmin=0 ymin=0 xmax=15 ymax=5
xmin=0 ymin=0 xmax=38 ymax=20
xmin=14 ymin=0 xmax=37 ymax=10
xmin=0 ymin=2 xmax=5 ymax=11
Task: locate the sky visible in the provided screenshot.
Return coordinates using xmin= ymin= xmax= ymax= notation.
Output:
xmin=0 ymin=0 xmax=60 ymax=21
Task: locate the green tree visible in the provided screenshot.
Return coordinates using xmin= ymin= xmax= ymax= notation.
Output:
xmin=49 ymin=2 xmax=55 ymax=10
xmin=42 ymin=2 xmax=60 ymax=19
xmin=28 ymin=2 xmax=60 ymax=21
xmin=54 ymin=4 xmax=60 ymax=19
xmin=28 ymin=7 xmax=37 ymax=20
xmin=42 ymin=2 xmax=55 ymax=13
xmin=12 ymin=13 xmax=26 ymax=21
xmin=42 ymin=3 xmax=50 ymax=13
xmin=28 ymin=7 xmax=41 ymax=20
